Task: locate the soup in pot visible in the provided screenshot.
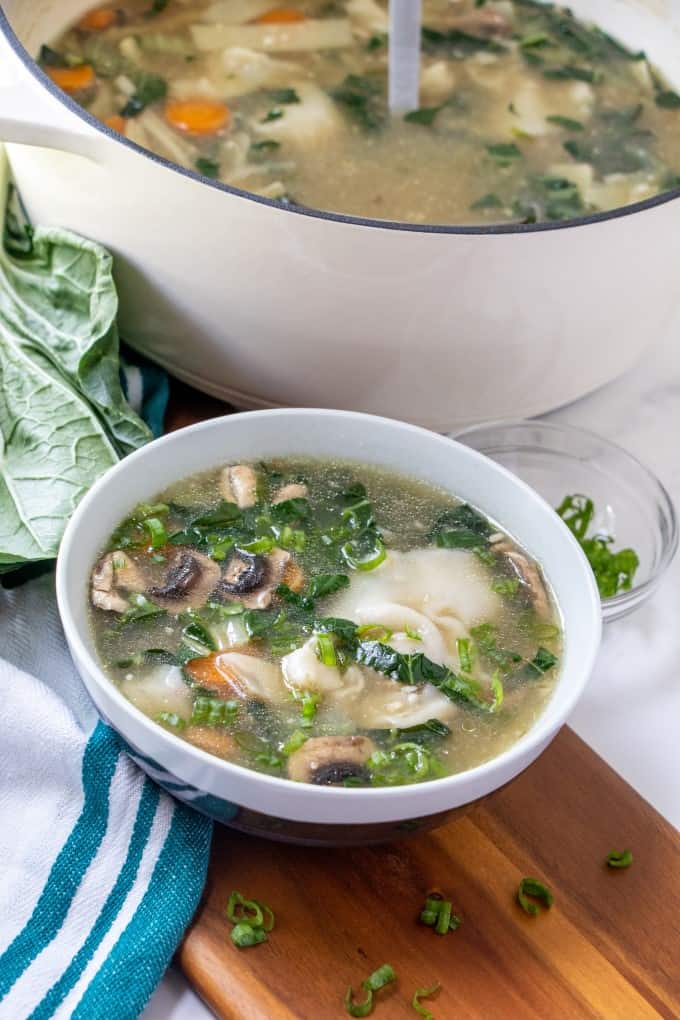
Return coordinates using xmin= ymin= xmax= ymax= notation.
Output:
xmin=46 ymin=0 xmax=680 ymax=224
xmin=89 ymin=458 xmax=562 ymax=787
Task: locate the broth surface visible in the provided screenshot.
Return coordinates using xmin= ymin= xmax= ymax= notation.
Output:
xmin=89 ymin=458 xmax=562 ymax=787
xmin=48 ymin=0 xmax=680 ymax=224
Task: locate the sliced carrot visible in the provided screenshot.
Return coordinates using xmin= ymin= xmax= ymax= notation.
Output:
xmin=184 ymin=651 xmax=255 ymax=698
xmin=77 ymin=7 xmax=120 ymax=32
xmin=254 ymin=7 xmax=306 ymax=23
xmin=164 ymin=98 xmax=230 ymax=136
xmin=46 ymin=64 xmax=96 ymax=94
xmin=104 ymin=114 xmax=126 ymax=134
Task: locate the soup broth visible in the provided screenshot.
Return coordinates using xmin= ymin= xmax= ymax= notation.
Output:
xmin=89 ymin=458 xmax=562 ymax=787
xmin=48 ymin=0 xmax=680 ymax=224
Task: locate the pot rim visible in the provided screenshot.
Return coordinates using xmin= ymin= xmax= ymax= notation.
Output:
xmin=56 ymin=407 xmax=602 ymax=823
xmin=3 ymin=4 xmax=680 ymax=236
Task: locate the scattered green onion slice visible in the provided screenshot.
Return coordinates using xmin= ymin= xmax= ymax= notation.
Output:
xmin=253 ymin=899 xmax=276 ymax=932
xmin=345 ymin=964 xmax=396 ymax=1017
xmin=225 ymin=890 xmax=264 ymax=927
xmin=342 ymin=538 xmax=387 ymax=572
xmin=419 ymin=894 xmax=461 ymax=933
xmin=143 ymin=516 xmax=167 ymax=548
xmin=456 ymin=637 xmax=473 ymax=673
xmin=606 ymin=848 xmax=633 ymax=869
xmin=316 ymin=632 xmax=338 ymax=667
xmin=517 ymin=877 xmax=554 ymax=916
xmin=356 ymin=623 xmax=393 ymax=642
xmin=404 ymin=626 xmax=422 ymax=642
xmin=412 ymin=983 xmax=441 ymax=1020
xmin=230 ymin=922 xmax=267 ymax=948
xmin=156 ymin=711 xmax=185 ymax=731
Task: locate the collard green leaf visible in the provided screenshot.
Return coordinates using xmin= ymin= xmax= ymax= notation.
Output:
xmin=0 ymin=153 xmax=151 ymax=572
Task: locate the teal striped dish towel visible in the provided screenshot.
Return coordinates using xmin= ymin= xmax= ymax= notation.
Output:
xmin=0 ymin=365 xmax=212 ymax=1019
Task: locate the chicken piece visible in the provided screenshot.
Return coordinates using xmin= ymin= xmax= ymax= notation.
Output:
xmin=220 ymin=464 xmax=258 ymax=508
xmin=91 ymin=550 xmax=145 ymax=613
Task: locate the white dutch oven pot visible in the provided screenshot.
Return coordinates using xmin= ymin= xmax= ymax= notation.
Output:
xmin=1 ymin=0 xmax=679 ymax=429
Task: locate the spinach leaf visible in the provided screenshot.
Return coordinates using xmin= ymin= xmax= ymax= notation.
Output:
xmin=428 ymin=504 xmax=492 ymax=550
xmin=404 ymin=106 xmax=443 ymax=126
xmin=422 ymin=26 xmax=506 ymax=56
xmin=121 ymin=71 xmax=167 ymax=117
xmin=268 ymin=88 xmax=300 ymax=104
xmin=330 ymin=74 xmax=385 ymax=130
xmin=512 ymin=174 xmax=585 ymax=223
xmin=0 ymin=156 xmax=151 ymax=574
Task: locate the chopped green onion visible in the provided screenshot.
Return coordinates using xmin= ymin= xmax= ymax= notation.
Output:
xmin=316 ymin=632 xmax=337 ymax=667
xmin=254 ymin=899 xmax=276 ymax=932
xmin=356 ymin=623 xmax=393 ymax=642
xmin=606 ymin=848 xmax=633 ymax=869
xmin=517 ymin=877 xmax=553 ymax=916
xmin=143 ymin=516 xmax=167 ymax=548
xmin=345 ymin=964 xmax=396 ymax=1017
xmin=531 ymin=622 xmax=561 ymax=642
xmin=282 ymin=729 xmax=308 ymax=754
xmin=191 ymin=696 xmax=239 ymax=728
xmin=230 ymin=922 xmax=266 ymax=948
xmin=342 ymin=538 xmax=387 ymax=572
xmin=226 ymin=890 xmax=263 ymax=926
xmin=491 ymin=578 xmax=520 ymax=596
xmin=419 ymin=894 xmax=461 ymax=933
xmin=405 ymin=627 xmax=422 ymax=642
xmin=156 ymin=712 xmax=186 ymax=731
xmin=456 ymin=638 xmax=473 ymax=673
xmin=118 ymin=593 xmax=165 ymax=626
xmin=412 ymin=983 xmax=441 ymax=1020
xmin=490 ymin=670 xmax=504 ymax=711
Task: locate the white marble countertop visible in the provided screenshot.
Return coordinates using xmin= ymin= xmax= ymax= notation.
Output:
xmin=143 ymin=331 xmax=680 ymax=1019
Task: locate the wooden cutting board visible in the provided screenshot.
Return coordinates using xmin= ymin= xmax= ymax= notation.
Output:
xmin=166 ymin=384 xmax=680 ymax=1020
xmin=178 ymin=727 xmax=680 ymax=1020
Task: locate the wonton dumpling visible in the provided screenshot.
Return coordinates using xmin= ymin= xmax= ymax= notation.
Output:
xmin=337 ymin=671 xmax=457 ymax=729
xmin=332 ymin=549 xmax=500 ymax=635
xmin=282 ymin=637 xmax=346 ymax=693
xmin=121 ymin=665 xmax=193 ymax=721
xmin=352 ymin=602 xmax=448 ymax=663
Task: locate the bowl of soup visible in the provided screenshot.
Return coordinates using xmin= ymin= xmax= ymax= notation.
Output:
xmin=56 ymin=409 xmax=601 ymax=844
xmin=2 ymin=1 xmax=680 ymax=428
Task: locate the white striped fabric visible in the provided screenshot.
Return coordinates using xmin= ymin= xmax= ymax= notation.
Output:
xmin=0 ymin=573 xmax=212 ymax=1020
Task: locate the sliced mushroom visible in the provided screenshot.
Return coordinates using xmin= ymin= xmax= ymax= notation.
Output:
xmin=448 ymin=8 xmax=512 ymax=36
xmin=494 ymin=542 xmax=550 ymax=617
xmin=241 ymin=547 xmax=291 ymax=609
xmin=220 ymin=464 xmax=258 ymax=508
xmin=184 ymin=726 xmax=236 ymax=758
xmin=184 ymin=650 xmax=287 ymax=703
xmin=272 ymin=482 xmax=308 ymax=505
xmin=287 ymin=735 xmax=375 ymax=785
xmin=220 ymin=550 xmax=266 ymax=594
xmin=149 ymin=549 xmax=221 ymax=613
xmin=91 ymin=550 xmax=145 ymax=613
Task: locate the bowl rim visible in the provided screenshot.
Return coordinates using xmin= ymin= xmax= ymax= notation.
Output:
xmin=3 ymin=5 xmax=680 ymax=237
xmin=56 ymin=408 xmax=602 ymax=818
xmin=454 ymin=417 xmax=679 ymax=613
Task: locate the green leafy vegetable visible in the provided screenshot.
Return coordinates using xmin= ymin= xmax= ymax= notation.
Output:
xmin=517 ymin=877 xmax=553 ymax=915
xmin=121 ymin=71 xmax=167 ymax=117
xmin=543 ymin=65 xmax=599 ymax=82
xmin=512 ymin=174 xmax=585 ymax=223
xmin=422 ymin=26 xmax=506 ymax=56
xmin=546 ymin=114 xmax=584 ymax=130
xmin=486 ymin=142 xmax=522 ymax=165
xmin=196 ymin=157 xmax=220 ymax=178
xmin=556 ymin=494 xmax=640 ymax=597
xmin=0 ymin=155 xmax=151 ymax=575
xmin=118 ymin=594 xmax=165 ymax=626
xmin=261 ymin=108 xmax=284 ymax=123
xmin=419 ymin=894 xmax=462 ymax=934
xmin=404 ymin=106 xmax=443 ymax=126
xmin=412 ymin=983 xmax=441 ymax=1020
xmin=345 ymin=964 xmax=396 ymax=1017
xmin=268 ymin=87 xmax=300 ymax=104
xmin=250 ymin=139 xmax=281 ymax=157
xmin=429 ymin=504 xmax=491 ymax=551
xmin=470 ymin=193 xmax=503 ymax=210
xmin=606 ymin=848 xmax=633 ymax=869
xmin=331 ymin=74 xmax=385 ymax=130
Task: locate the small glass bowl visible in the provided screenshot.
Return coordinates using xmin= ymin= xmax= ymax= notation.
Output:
xmin=453 ymin=420 xmax=678 ymax=622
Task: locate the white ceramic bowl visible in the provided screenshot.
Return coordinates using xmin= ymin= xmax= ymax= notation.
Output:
xmin=56 ymin=409 xmax=602 ymax=845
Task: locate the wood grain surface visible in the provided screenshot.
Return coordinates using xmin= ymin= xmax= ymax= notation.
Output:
xmin=168 ymin=389 xmax=680 ymax=1020
xmin=179 ymin=709 xmax=680 ymax=1019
